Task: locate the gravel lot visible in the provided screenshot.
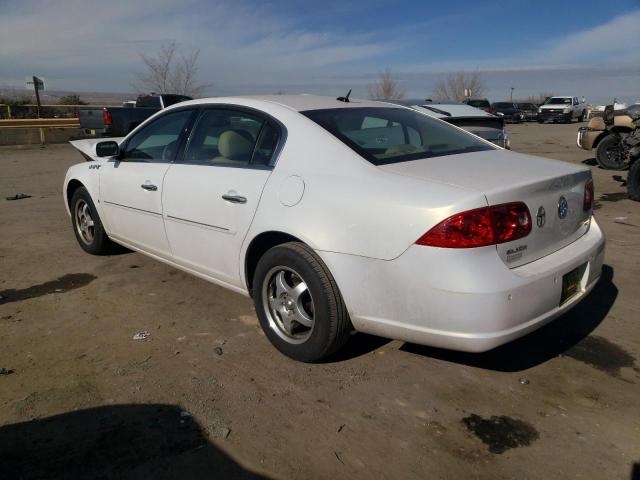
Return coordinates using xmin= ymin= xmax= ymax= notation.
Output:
xmin=1 ymin=122 xmax=639 ymax=479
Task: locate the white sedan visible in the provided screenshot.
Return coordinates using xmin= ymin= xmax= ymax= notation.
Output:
xmin=64 ymin=95 xmax=605 ymax=362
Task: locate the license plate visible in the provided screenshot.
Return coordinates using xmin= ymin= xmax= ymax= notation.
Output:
xmin=90 ymin=129 xmax=96 ymax=136
xmin=560 ymin=265 xmax=584 ymax=304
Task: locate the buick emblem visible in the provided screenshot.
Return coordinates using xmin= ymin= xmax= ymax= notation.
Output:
xmin=536 ymin=206 xmax=546 ymax=228
xmin=558 ymin=196 xmax=568 ymax=219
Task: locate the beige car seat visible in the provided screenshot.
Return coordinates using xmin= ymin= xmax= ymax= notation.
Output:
xmin=212 ymin=130 xmax=254 ymax=165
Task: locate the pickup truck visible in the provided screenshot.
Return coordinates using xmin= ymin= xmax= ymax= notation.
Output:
xmin=79 ymin=93 xmax=191 ymax=137
xmin=538 ymin=96 xmax=587 ymax=123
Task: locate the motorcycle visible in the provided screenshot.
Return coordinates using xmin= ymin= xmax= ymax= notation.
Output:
xmin=625 ymin=113 xmax=640 ymax=201
xmin=595 ymin=104 xmax=635 ymax=170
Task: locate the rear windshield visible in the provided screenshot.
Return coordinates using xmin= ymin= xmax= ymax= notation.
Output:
xmin=136 ymin=95 xmax=162 ymax=108
xmin=492 ymin=103 xmax=513 ymax=109
xmin=467 ymin=100 xmax=490 ymax=108
xmin=162 ymin=95 xmax=192 ymax=107
xmin=303 ymin=107 xmax=494 ymax=166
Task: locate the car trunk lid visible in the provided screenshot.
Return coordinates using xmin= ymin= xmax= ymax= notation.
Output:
xmin=379 ymin=150 xmax=592 ymax=267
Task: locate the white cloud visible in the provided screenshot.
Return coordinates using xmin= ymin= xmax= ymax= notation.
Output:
xmin=544 ymin=10 xmax=640 ymax=63
xmin=0 ymin=0 xmax=396 ymax=92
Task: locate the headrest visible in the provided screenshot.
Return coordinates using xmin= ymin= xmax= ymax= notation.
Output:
xmin=218 ymin=130 xmax=253 ymax=160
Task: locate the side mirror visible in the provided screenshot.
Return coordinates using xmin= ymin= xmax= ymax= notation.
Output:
xmin=95 ymin=141 xmax=119 ymax=157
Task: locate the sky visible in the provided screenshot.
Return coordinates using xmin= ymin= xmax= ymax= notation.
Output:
xmin=1 ymin=0 xmax=639 ymax=104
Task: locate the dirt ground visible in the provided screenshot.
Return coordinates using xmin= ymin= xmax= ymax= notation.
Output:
xmin=1 ymin=122 xmax=639 ymax=480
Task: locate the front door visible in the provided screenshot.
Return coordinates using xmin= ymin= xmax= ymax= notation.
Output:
xmin=162 ymin=108 xmax=281 ymax=286
xmin=100 ymin=109 xmax=194 ymax=258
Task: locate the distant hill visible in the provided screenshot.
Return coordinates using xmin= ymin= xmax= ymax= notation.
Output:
xmin=0 ymin=87 xmax=136 ymax=105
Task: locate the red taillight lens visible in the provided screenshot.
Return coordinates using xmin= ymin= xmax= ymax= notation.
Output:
xmin=102 ymin=109 xmax=112 ymax=126
xmin=584 ymin=179 xmax=593 ymax=211
xmin=416 ymin=202 xmax=532 ymax=248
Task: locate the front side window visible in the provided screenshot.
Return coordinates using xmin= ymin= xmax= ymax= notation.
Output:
xmin=122 ymin=109 xmax=193 ymax=161
xmin=303 ymin=107 xmax=494 ymax=166
xmin=184 ymin=109 xmax=278 ymax=166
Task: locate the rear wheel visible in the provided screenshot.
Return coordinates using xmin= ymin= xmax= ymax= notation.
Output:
xmin=596 ymin=134 xmax=627 ymax=170
xmin=70 ymin=187 xmax=114 ymax=255
xmin=579 ymin=110 xmax=586 ymax=122
xmin=252 ymin=242 xmax=351 ymax=362
xmin=628 ymin=160 xmax=640 ymax=201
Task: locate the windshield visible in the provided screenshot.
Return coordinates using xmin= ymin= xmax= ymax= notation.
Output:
xmin=492 ymin=103 xmax=514 ymax=109
xmin=544 ymin=97 xmax=572 ymax=105
xmin=302 ymin=107 xmax=495 ymax=166
xmin=467 ymin=100 xmax=489 ymax=108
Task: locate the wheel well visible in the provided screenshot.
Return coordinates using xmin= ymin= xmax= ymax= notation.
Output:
xmin=66 ymin=179 xmax=84 ymax=210
xmin=244 ymin=231 xmax=303 ymax=292
xmin=592 ymin=132 xmax=609 ymax=148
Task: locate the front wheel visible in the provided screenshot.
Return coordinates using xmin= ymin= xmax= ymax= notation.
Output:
xmin=70 ymin=187 xmax=115 ymax=255
xmin=252 ymin=242 xmax=352 ymax=362
xmin=596 ymin=135 xmax=627 ymax=170
xmin=628 ymin=160 xmax=640 ymax=201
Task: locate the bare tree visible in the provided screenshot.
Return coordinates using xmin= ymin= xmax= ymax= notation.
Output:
xmin=134 ymin=41 xmax=211 ymax=97
xmin=526 ymin=92 xmax=554 ymax=105
xmin=432 ymin=70 xmax=486 ymax=102
xmin=368 ymin=68 xmax=405 ymax=100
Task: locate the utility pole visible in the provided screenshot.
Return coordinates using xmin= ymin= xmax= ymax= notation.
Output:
xmin=510 ymin=87 xmax=514 ymax=102
xmin=31 ymin=76 xmax=43 ymax=118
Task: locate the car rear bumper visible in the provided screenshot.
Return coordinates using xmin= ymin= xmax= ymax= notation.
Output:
xmin=318 ymin=218 xmax=605 ymax=352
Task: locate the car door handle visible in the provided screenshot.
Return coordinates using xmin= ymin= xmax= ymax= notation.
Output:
xmin=222 ymin=194 xmax=247 ymax=204
xmin=141 ymin=184 xmax=158 ymax=191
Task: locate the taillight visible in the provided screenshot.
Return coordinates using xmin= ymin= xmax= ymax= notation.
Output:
xmin=102 ymin=110 xmax=112 ymax=126
xmin=584 ymin=179 xmax=594 ymax=211
xmin=416 ymin=202 xmax=532 ymax=248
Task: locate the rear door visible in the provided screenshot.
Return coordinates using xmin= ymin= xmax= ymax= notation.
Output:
xmin=99 ymin=108 xmax=195 ymax=258
xmin=162 ymin=107 xmax=281 ymax=286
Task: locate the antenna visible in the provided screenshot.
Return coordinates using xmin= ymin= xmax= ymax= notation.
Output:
xmin=337 ymin=89 xmax=352 ymax=103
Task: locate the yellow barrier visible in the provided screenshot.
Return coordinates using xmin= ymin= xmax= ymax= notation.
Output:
xmin=0 ymin=118 xmax=80 ymax=128
xmin=0 ymin=117 xmax=82 ymax=145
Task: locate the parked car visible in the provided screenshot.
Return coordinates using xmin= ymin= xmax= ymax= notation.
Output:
xmin=538 ymin=96 xmax=587 ymax=123
xmin=79 ymin=93 xmax=192 ymax=138
xmin=516 ymin=103 xmax=539 ymax=121
xmin=463 ymin=98 xmax=492 ymax=113
xmin=394 ymin=100 xmax=510 ymax=149
xmin=577 ymin=103 xmax=639 ymax=170
xmin=490 ymin=102 xmax=525 ymax=123
xmin=65 ymin=95 xmax=604 ymax=362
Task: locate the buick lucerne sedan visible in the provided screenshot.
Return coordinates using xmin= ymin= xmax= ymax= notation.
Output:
xmin=64 ymin=95 xmax=605 ymax=362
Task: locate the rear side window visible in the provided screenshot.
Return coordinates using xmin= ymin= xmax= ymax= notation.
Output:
xmin=303 ymin=107 xmax=494 ymax=166
xmin=183 ymin=109 xmax=279 ymax=167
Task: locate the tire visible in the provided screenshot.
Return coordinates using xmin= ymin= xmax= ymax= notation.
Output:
xmin=537 ymin=119 xmax=544 ymax=124
xmin=579 ymin=110 xmax=586 ymax=122
xmin=252 ymin=242 xmax=352 ymax=362
xmin=628 ymin=160 xmax=640 ymax=201
xmin=70 ymin=187 xmax=114 ymax=255
xmin=596 ymin=134 xmax=627 ymax=170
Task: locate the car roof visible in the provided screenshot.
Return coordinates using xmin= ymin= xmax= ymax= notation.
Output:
xmin=178 ymin=94 xmax=398 ymax=112
xmin=409 ymin=103 xmax=493 ymax=118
